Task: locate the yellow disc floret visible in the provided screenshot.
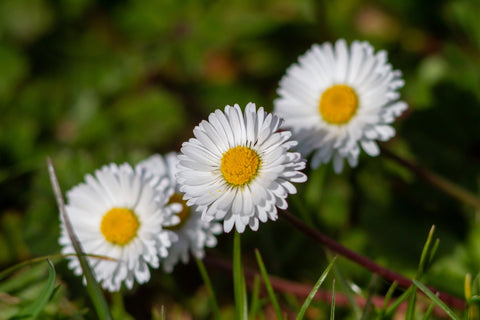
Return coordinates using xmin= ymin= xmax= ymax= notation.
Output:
xmin=319 ymin=84 xmax=358 ymax=124
xmin=165 ymin=193 xmax=190 ymax=231
xmin=221 ymin=146 xmax=260 ymax=186
xmin=100 ymin=208 xmax=139 ymax=246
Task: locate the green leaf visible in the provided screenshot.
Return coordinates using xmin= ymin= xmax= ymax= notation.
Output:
xmin=255 ymin=249 xmax=283 ymax=320
xmin=296 ymin=256 xmax=337 ymax=320
xmin=47 ymin=158 xmax=113 ymax=320
xmin=12 ymin=259 xmax=56 ymax=320
xmin=413 ymin=280 xmax=460 ymax=320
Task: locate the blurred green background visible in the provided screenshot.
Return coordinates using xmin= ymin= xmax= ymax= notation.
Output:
xmin=1 ymin=0 xmax=480 ymax=318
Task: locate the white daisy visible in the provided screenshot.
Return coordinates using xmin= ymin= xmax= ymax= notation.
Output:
xmin=274 ymin=39 xmax=407 ymax=173
xmin=59 ymin=163 xmax=179 ymax=292
xmin=177 ymin=102 xmax=307 ymax=233
xmin=136 ymin=153 xmax=222 ymax=272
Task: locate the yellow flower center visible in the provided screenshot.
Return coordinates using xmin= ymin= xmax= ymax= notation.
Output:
xmin=319 ymin=84 xmax=358 ymax=124
xmin=165 ymin=193 xmax=191 ymax=231
xmin=220 ymin=146 xmax=260 ymax=186
xmin=100 ymin=208 xmax=139 ymax=246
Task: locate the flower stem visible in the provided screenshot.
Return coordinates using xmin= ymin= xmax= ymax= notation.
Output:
xmin=280 ymin=210 xmax=466 ymax=310
xmin=381 ymin=147 xmax=480 ymax=210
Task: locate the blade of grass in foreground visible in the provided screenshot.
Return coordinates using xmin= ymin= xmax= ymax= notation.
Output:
xmin=11 ymin=259 xmax=56 ymax=320
xmin=47 ymin=158 xmax=112 ymax=320
xmin=329 ymin=253 xmax=361 ymax=319
xmin=385 ymin=286 xmax=414 ymax=317
xmin=296 ymin=256 xmax=337 ymax=320
xmin=360 ymin=274 xmax=378 ymax=320
xmin=248 ymin=275 xmax=261 ymax=320
xmin=0 ymin=254 xmax=115 ymax=281
xmin=407 ymin=226 xmax=438 ymax=320
xmin=233 ymin=232 xmax=248 ymax=320
xmin=413 ymin=280 xmax=460 ymax=320
xmin=330 ymin=279 xmax=336 ymax=320
xmin=152 ymin=306 xmax=165 ymax=320
xmin=376 ymin=281 xmax=398 ymax=319
xmin=196 ymin=258 xmax=221 ymax=320
xmin=422 ymin=300 xmax=436 ymax=320
xmin=255 ymin=249 xmax=283 ymax=320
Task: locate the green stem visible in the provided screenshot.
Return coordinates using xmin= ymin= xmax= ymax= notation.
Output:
xmin=233 ymin=232 xmax=248 ymax=320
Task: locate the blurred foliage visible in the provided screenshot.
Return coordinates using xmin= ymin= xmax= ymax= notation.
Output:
xmin=1 ymin=0 xmax=480 ymax=318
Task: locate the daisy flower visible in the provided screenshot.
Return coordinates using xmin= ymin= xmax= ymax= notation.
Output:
xmin=274 ymin=39 xmax=407 ymax=173
xmin=59 ymin=163 xmax=179 ymax=292
xmin=177 ymin=102 xmax=307 ymax=233
xmin=136 ymin=153 xmax=222 ymax=272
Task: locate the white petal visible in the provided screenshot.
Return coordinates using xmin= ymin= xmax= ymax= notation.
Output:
xmin=361 ymin=140 xmax=380 ymax=156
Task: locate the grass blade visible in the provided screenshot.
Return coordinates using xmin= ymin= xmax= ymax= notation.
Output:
xmin=248 ymin=275 xmax=261 ymax=320
xmin=12 ymin=259 xmax=56 ymax=320
xmin=422 ymin=300 xmax=436 ymax=320
xmin=376 ymin=281 xmax=398 ymax=319
xmin=329 ymin=253 xmax=361 ymax=319
xmin=0 ymin=254 xmax=114 ymax=282
xmin=413 ymin=280 xmax=460 ymax=320
xmin=196 ymin=258 xmax=221 ymax=320
xmin=296 ymin=256 xmax=337 ymax=320
xmin=330 ymin=279 xmax=336 ymax=320
xmin=360 ymin=274 xmax=377 ymax=320
xmin=47 ymin=157 xmax=112 ymax=320
xmin=405 ymin=285 xmax=417 ymax=320
xmin=233 ymin=232 xmax=248 ymax=320
xmin=385 ymin=286 xmax=413 ymax=317
xmin=152 ymin=306 xmax=165 ymax=320
xmin=417 ymin=225 xmax=435 ymax=278
xmin=255 ymin=249 xmax=283 ymax=320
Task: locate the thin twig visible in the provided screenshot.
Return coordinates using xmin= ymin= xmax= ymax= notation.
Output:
xmin=381 ymin=146 xmax=480 ymax=210
xmin=280 ymin=210 xmax=466 ymax=310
